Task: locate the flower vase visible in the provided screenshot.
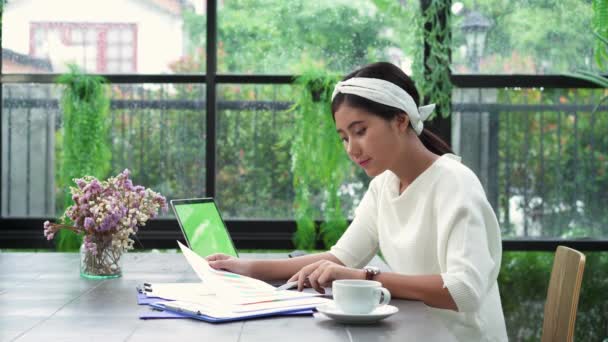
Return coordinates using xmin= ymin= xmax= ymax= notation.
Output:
xmin=79 ymin=235 xmax=123 ymax=279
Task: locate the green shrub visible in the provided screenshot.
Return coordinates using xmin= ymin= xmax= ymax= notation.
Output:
xmin=500 ymin=251 xmax=608 ymax=341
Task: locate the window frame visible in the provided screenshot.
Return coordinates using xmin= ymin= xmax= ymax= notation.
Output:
xmin=1 ymin=0 xmax=607 ymax=251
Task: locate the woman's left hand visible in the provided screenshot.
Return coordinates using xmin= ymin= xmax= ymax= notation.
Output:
xmin=287 ymin=260 xmax=364 ymax=293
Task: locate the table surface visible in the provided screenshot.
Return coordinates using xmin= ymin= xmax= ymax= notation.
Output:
xmin=1 ymin=252 xmax=456 ymax=342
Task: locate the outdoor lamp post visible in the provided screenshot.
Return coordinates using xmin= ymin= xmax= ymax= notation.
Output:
xmin=461 ymin=10 xmax=492 ymax=73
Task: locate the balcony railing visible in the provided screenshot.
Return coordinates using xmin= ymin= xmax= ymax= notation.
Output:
xmin=2 ymin=84 xmax=607 ymax=239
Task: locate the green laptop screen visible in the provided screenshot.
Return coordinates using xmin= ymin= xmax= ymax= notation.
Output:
xmin=174 ymin=201 xmax=238 ymax=258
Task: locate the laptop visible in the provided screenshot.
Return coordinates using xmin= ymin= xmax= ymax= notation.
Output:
xmin=170 ymin=198 xmax=239 ymax=258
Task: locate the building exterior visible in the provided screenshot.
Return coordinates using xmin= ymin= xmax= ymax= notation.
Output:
xmin=2 ymin=0 xmax=186 ymax=74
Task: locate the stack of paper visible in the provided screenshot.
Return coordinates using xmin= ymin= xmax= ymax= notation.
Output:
xmin=142 ymin=241 xmax=330 ymax=322
xmin=140 ymin=283 xmax=214 ymax=302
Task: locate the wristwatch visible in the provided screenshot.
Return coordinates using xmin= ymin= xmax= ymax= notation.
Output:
xmin=363 ymin=266 xmax=380 ymax=280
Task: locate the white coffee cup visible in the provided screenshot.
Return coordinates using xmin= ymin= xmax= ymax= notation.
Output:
xmin=332 ymin=279 xmax=391 ymax=314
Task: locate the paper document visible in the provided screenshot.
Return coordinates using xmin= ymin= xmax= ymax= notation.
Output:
xmin=157 ymin=295 xmax=326 ymax=317
xmin=142 ymin=242 xmax=331 ymax=322
xmin=177 ymin=241 xmax=322 ymax=305
xmin=143 ymin=283 xmax=214 ymax=303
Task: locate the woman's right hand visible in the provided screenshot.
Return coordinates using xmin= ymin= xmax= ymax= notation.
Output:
xmin=205 ymin=253 xmax=254 ymax=277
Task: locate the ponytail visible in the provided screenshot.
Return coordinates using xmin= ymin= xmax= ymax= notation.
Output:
xmin=331 ymin=62 xmax=454 ymax=156
xmin=419 ymin=128 xmax=453 ymax=155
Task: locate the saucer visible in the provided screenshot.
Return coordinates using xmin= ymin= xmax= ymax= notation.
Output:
xmin=315 ymin=302 xmax=399 ymax=324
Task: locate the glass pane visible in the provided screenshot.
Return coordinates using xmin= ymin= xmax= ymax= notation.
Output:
xmin=452 ymin=87 xmax=608 ymax=238
xmin=216 ymin=84 xmax=294 ymax=218
xmin=1 ymin=84 xmax=60 ymax=217
xmin=2 ymin=1 xmax=204 ymax=74
xmin=218 ymin=1 xmax=419 ymax=74
xmin=216 ymin=84 xmax=369 ymax=219
xmin=451 ymin=1 xmax=595 ymax=74
xmin=107 ymin=84 xmax=206 ymax=208
xmin=1 ymin=83 xmax=206 ymax=217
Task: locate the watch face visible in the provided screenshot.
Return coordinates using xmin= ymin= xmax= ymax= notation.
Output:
xmin=365 ymin=266 xmax=380 ymax=280
xmin=366 ymin=266 xmax=379 ymax=273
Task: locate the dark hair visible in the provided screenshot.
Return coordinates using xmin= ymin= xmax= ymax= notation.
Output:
xmin=331 ymin=62 xmax=453 ymax=155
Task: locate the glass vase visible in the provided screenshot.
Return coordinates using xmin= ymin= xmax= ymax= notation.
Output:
xmin=80 ymin=235 xmax=123 ymax=279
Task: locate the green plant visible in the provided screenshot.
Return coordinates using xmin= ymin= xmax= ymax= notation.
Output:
xmin=593 ymin=0 xmax=608 ymax=69
xmin=567 ymin=0 xmax=607 ymax=104
xmin=412 ymin=0 xmax=452 ymax=119
xmin=289 ymin=67 xmax=350 ymax=249
xmin=54 ymin=65 xmax=111 ymax=251
xmin=500 ymin=251 xmax=608 ymax=341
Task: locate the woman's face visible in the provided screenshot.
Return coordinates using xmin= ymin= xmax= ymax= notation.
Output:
xmin=334 ymin=104 xmax=406 ymax=177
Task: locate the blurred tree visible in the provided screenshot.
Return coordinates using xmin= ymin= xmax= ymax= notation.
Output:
xmin=453 ymin=0 xmax=594 ymax=73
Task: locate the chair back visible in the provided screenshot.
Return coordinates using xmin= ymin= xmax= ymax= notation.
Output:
xmin=541 ymin=246 xmax=586 ymax=342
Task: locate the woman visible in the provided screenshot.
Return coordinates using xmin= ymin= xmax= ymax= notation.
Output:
xmin=207 ymin=62 xmax=508 ymax=341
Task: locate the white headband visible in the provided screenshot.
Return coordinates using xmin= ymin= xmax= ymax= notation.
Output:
xmin=331 ymin=77 xmax=435 ymax=135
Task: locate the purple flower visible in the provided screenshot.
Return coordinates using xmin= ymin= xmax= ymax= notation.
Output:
xmin=43 ymin=220 xmax=55 ymax=240
xmin=99 ymin=211 xmax=123 ymax=232
xmin=44 ymin=169 xmax=167 ymax=252
xmin=124 ymin=179 xmax=134 ymax=191
xmin=76 ymin=179 xmax=87 ymax=189
xmin=88 ymin=179 xmax=102 ymax=194
xmin=83 ymin=235 xmax=98 ymax=254
xmin=84 ymin=217 xmax=95 ymax=230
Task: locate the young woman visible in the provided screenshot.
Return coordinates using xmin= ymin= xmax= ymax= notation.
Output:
xmin=206 ymin=62 xmax=508 ymax=341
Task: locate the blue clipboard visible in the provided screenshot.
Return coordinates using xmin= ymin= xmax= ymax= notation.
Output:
xmin=148 ymin=301 xmax=315 ymax=323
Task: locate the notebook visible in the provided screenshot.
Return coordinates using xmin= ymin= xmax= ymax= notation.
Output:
xmin=148 ymin=300 xmax=318 ymax=323
xmin=171 ymin=198 xmax=239 ymax=258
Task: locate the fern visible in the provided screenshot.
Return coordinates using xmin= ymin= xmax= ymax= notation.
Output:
xmin=412 ymin=1 xmax=452 ymax=119
xmin=289 ymin=67 xmax=350 ymax=249
xmin=569 ymin=1 xmax=608 ymax=119
xmin=54 ymin=65 xmax=111 ymax=251
xmin=593 ymin=0 xmax=608 ymax=69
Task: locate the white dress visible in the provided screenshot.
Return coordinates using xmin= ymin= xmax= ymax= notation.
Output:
xmin=330 ymin=153 xmax=508 ymax=341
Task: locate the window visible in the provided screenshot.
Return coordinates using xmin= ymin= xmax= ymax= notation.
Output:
xmin=452 ymin=87 xmax=608 ymax=239
xmin=1 ymin=0 xmax=605 ymax=242
xmin=451 ymin=0 xmax=595 ymax=74
xmin=30 ymin=23 xmax=137 ymax=73
xmin=218 ymin=0 xmax=419 ymax=74
xmin=1 ymin=83 xmax=206 ymax=217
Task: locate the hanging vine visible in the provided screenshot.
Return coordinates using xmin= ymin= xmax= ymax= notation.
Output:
xmin=55 ymin=65 xmax=111 ymax=251
xmin=412 ymin=0 xmax=452 ymax=119
xmin=289 ymin=67 xmax=350 ymax=249
xmin=568 ymin=0 xmax=608 ymax=102
xmin=593 ymin=0 xmax=608 ymax=69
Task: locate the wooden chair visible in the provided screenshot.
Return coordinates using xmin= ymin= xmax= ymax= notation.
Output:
xmin=541 ymin=246 xmax=586 ymax=342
